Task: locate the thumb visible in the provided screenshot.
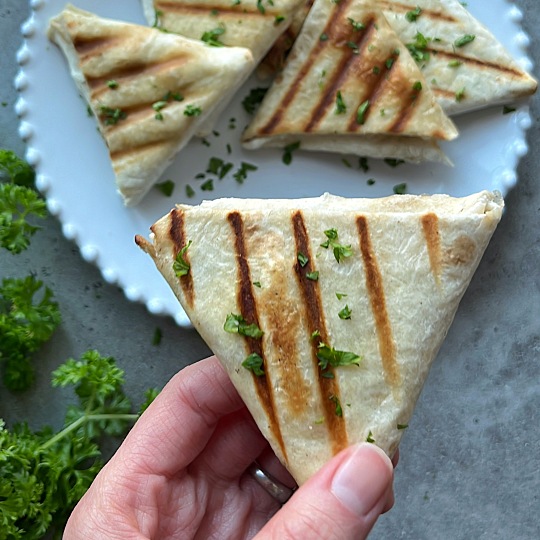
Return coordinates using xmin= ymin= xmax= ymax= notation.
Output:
xmin=257 ymin=443 xmax=394 ymax=540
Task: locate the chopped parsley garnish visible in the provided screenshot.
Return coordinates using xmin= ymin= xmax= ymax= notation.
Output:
xmin=297 ymin=251 xmax=309 ymax=267
xmin=274 ymin=15 xmax=285 ymax=25
xmin=335 ymin=292 xmax=347 ymax=300
xmin=329 ymin=394 xmax=343 ymax=417
xmin=184 ymin=105 xmax=202 ymax=117
xmin=454 ymin=34 xmax=475 ymax=48
xmin=306 ymin=271 xmax=319 ymax=281
xmin=367 ymin=178 xmax=376 ymax=185
xmin=282 ymin=141 xmax=301 ymax=165
xmin=242 ymin=352 xmax=265 ymax=376
xmin=342 ymin=158 xmax=352 ymax=168
xmin=152 ymin=327 xmax=162 ymax=346
xmin=455 ymin=87 xmax=466 ymax=102
xmin=373 ymin=65 xmax=381 ymax=74
xmin=359 ymin=156 xmax=369 ymax=172
xmin=335 ymin=91 xmax=347 ymax=114
xmin=412 ymin=81 xmax=422 ymax=91
xmin=242 ymin=87 xmax=268 ymax=115
xmin=346 ymin=41 xmax=359 ymax=54
xmin=348 ymin=17 xmax=365 ymax=31
xmin=317 ymin=343 xmax=361 ymax=370
xmin=405 ymin=6 xmax=422 ymax=22
xmin=253 ymin=281 xmax=262 ymax=288
xmin=154 ymin=179 xmax=175 ymax=196
xmin=320 ymin=33 xmax=329 ymax=41
xmin=173 ymin=240 xmax=192 ymax=277
xmin=106 ymin=80 xmax=119 ymax=89
xmin=99 ymin=106 xmax=127 ymax=125
xmin=338 ymin=305 xmax=352 ymax=320
xmin=311 ymin=329 xmax=321 ymax=340
xmin=448 ymin=59 xmax=463 ymax=68
xmin=200 ymin=179 xmax=214 ymax=191
xmin=185 ymin=184 xmax=195 ymax=198
xmin=384 ymin=158 xmax=405 ymax=168
xmin=397 ymin=423 xmax=409 ymax=430
xmin=201 ymin=26 xmax=225 ymax=47
xmin=406 ymin=32 xmax=431 ymax=63
xmin=503 ymin=105 xmax=516 ymax=115
xmin=233 ymin=162 xmax=258 ymax=183
xmin=366 ymin=430 xmax=375 ymax=443
xmin=224 ymin=313 xmax=264 ymax=338
xmin=393 ymin=182 xmax=407 ymax=194
xmin=206 ymin=156 xmax=231 ymax=177
xmin=152 ymin=9 xmax=163 ymax=28
xmin=321 ymin=229 xmax=353 ymax=263
xmin=356 ymin=100 xmax=370 ymax=125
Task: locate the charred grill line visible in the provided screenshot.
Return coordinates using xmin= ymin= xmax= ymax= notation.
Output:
xmin=169 ymin=208 xmax=195 ymax=308
xmin=227 ymin=211 xmax=288 ymax=463
xmin=292 ymin=211 xmax=348 ymax=455
xmin=421 ymin=213 xmax=442 ymax=285
xmin=305 ymin=16 xmax=378 ymax=132
xmin=156 ymin=1 xmax=272 ymax=17
xmin=345 ymin=43 xmax=399 ymax=133
xmin=258 ymin=0 xmax=353 ymax=135
xmin=425 ymin=48 xmax=529 ymax=78
xmin=356 ymin=216 xmax=399 ymax=387
xmin=73 ymin=35 xmax=120 ymax=59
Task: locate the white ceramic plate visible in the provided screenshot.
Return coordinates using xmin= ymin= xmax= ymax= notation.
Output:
xmin=16 ymin=0 xmax=534 ymax=326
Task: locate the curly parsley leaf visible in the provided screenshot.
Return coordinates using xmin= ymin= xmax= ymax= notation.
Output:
xmin=0 ymin=351 xmax=150 ymax=538
xmin=0 ymin=275 xmax=61 ymax=391
xmin=0 ymin=149 xmax=35 ymax=187
xmin=242 ymin=352 xmax=265 ymax=376
xmin=173 ymin=241 xmax=192 ymax=277
xmin=0 ymin=183 xmax=47 ymax=254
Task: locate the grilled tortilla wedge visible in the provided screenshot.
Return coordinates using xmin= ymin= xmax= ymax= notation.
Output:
xmin=242 ymin=0 xmax=458 ymax=164
xmin=136 ymin=190 xmax=503 ymax=485
xmin=141 ymin=0 xmax=306 ymax=133
xmin=261 ymin=0 xmax=538 ymax=115
xmin=378 ymin=0 xmax=537 ymax=115
xmin=48 ymin=5 xmax=254 ymax=206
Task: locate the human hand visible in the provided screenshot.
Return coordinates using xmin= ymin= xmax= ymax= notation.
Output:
xmin=64 ymin=356 xmax=395 ymax=540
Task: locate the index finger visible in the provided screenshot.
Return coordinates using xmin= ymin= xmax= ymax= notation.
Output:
xmin=114 ymin=356 xmax=245 ymax=476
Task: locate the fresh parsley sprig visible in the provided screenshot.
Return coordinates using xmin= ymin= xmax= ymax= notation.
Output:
xmin=0 ymin=350 xmax=157 ymax=539
xmin=0 ymin=275 xmax=61 ymax=391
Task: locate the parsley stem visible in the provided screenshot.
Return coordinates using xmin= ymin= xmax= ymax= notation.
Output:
xmin=40 ymin=413 xmax=139 ymax=451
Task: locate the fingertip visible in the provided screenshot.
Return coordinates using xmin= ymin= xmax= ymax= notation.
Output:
xmin=330 ymin=443 xmax=394 ymax=518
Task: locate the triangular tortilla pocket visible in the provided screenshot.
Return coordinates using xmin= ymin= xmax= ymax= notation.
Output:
xmin=136 ymin=190 xmax=503 ymax=485
xmin=142 ymin=0 xmax=306 ymax=61
xmin=48 ymin=5 xmax=254 ymax=206
xmin=261 ymin=0 xmax=538 ymax=115
xmin=141 ymin=0 xmax=306 ymax=134
xmin=242 ymin=0 xmax=458 ymax=165
xmin=381 ymin=0 xmax=537 ymax=115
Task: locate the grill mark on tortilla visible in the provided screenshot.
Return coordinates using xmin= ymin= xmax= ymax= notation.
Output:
xmin=387 ymin=86 xmax=423 ymax=134
xmin=258 ymin=0 xmax=352 ymax=135
xmin=109 ymin=138 xmax=171 ymax=161
xmin=426 ymin=48 xmax=530 ymax=79
xmin=168 ymin=208 xmax=194 ymax=308
xmin=156 ymin=1 xmax=273 ymax=17
xmin=87 ymin=56 xmax=191 ymax=98
xmin=345 ymin=46 xmax=400 ymax=133
xmin=73 ymin=35 xmax=121 ymax=60
xmin=228 ymin=211 xmax=288 ymax=463
xmin=292 ymin=211 xmax=348 ymax=455
xmin=305 ymin=16 xmax=378 ymax=132
xmin=421 ymin=213 xmax=442 ymax=285
xmin=356 ymin=216 xmax=399 ymax=387
xmin=377 ymin=1 xmax=458 ymax=23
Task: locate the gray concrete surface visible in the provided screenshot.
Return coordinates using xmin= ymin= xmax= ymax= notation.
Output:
xmin=1 ymin=1 xmax=539 ymax=538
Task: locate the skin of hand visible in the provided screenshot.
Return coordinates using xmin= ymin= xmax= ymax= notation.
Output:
xmin=64 ymin=356 xmax=396 ymax=540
